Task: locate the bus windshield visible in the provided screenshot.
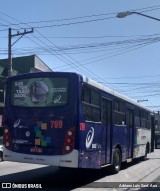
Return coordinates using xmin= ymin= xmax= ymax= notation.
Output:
xmin=11 ymin=77 xmax=68 ymax=107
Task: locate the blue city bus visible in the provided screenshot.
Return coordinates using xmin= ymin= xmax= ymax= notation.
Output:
xmin=3 ymin=72 xmax=154 ymax=173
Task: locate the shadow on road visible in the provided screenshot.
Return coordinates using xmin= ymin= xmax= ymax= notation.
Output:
xmin=0 ymin=165 xmax=113 ymax=190
xmin=0 ymin=157 xmax=157 ymax=191
xmin=0 ymin=163 xmax=123 ymax=190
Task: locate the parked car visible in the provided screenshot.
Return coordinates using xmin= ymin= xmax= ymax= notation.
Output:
xmin=0 ymin=144 xmax=3 ymax=162
xmin=0 ymin=137 xmax=3 ymax=162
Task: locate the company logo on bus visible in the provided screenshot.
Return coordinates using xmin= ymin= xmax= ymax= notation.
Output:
xmin=54 ymin=95 xmax=62 ymax=104
xmin=13 ymin=119 xmax=28 ymax=129
xmin=86 ymin=127 xmax=94 ymax=149
xmin=14 ymin=119 xmax=21 ymax=128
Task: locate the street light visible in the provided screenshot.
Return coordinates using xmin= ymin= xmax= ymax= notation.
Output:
xmin=117 ymin=11 xmax=160 ymax=22
xmin=117 ymin=11 xmax=160 ymax=107
xmin=137 ymin=99 xmax=148 ymax=103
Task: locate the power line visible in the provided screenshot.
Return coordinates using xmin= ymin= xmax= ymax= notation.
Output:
xmin=0 ymin=10 xmax=119 ymax=90
xmin=3 ymin=34 xmax=160 ymax=54
xmin=1 ymin=32 xmax=159 ymax=39
xmin=94 ymin=74 xmax=160 ymax=80
xmin=1 ymin=4 xmax=160 ymax=30
xmin=1 ymin=5 xmax=160 ymax=102
xmin=0 ymin=11 xmax=116 ymax=27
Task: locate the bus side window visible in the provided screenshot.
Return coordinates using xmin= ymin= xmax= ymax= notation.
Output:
xmin=141 ymin=110 xmax=146 ymax=129
xmin=82 ymin=85 xmax=101 ymax=122
xmin=82 ymin=86 xmax=90 ymax=103
xmin=135 ymin=108 xmax=141 ymax=128
xmin=114 ymin=99 xmax=125 ymax=126
xmin=102 ymin=99 xmax=111 ymax=126
xmin=102 ymin=101 xmax=107 ymax=125
xmin=146 ymin=112 xmax=151 ymax=130
xmin=126 ymin=109 xmax=133 ymax=128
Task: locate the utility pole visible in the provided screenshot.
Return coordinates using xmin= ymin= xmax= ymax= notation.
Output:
xmin=8 ymin=28 xmax=34 ymax=77
xmin=8 ymin=28 xmax=12 ymax=77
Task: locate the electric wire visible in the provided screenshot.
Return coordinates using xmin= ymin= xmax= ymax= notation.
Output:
xmin=1 ymin=5 xmax=160 ymax=108
xmin=1 ymin=4 xmax=160 ymax=30
xmin=0 ymin=10 xmax=120 ymax=91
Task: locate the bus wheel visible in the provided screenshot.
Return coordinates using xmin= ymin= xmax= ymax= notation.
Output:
xmin=141 ymin=146 xmax=147 ymax=161
xmin=111 ymin=148 xmax=121 ymax=174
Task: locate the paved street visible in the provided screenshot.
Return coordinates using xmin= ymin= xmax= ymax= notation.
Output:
xmin=73 ymin=149 xmax=160 ymax=191
xmin=0 ymin=150 xmax=160 ymax=191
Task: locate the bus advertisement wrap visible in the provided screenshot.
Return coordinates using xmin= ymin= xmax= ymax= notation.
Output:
xmin=11 ymin=77 xmax=68 ymax=107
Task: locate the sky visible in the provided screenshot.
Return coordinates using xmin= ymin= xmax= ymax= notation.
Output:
xmin=1 ymin=0 xmax=160 ymax=111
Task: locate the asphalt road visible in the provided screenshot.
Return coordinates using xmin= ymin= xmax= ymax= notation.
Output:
xmin=0 ymin=150 xmax=160 ymax=191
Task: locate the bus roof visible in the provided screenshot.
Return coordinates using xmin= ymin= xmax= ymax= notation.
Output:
xmin=8 ymin=71 xmax=153 ymax=113
xmin=83 ymin=76 xmax=153 ymax=113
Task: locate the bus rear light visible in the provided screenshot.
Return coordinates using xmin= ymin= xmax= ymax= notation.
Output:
xmin=4 ymin=125 xmax=12 ymax=150
xmin=6 ymin=142 xmax=9 ymax=147
xmin=63 ymin=127 xmax=75 ymax=154
xmin=68 ymin=131 xmax=73 ymax=136
xmin=4 ymin=129 xmax=8 ymax=133
xmin=66 ymin=138 xmax=71 ymax=144
xmin=4 ymin=135 xmax=9 ymax=140
xmin=66 ymin=146 xmax=70 ymax=151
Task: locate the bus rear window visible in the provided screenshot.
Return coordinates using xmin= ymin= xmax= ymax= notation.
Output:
xmin=11 ymin=77 xmax=68 ymax=107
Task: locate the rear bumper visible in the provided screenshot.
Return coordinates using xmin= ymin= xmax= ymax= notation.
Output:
xmin=3 ymin=148 xmax=79 ymax=168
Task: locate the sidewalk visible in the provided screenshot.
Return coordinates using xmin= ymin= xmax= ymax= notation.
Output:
xmin=72 ymin=149 xmax=160 ymax=191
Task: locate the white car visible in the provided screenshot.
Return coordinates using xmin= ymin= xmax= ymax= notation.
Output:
xmin=0 ymin=145 xmax=3 ymax=162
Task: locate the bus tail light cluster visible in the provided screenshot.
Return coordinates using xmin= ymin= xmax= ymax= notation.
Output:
xmin=4 ymin=125 xmax=12 ymax=150
xmin=63 ymin=127 xmax=75 ymax=154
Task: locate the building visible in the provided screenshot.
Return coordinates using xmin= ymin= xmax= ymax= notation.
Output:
xmin=0 ymin=54 xmax=52 ymax=134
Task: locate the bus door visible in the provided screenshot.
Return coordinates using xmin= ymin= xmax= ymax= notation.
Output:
xmin=126 ymin=107 xmax=134 ymax=158
xmin=101 ymin=98 xmax=112 ymax=165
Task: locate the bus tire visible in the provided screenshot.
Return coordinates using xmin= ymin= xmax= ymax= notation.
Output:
xmin=111 ymin=148 xmax=121 ymax=174
xmin=141 ymin=146 xmax=147 ymax=161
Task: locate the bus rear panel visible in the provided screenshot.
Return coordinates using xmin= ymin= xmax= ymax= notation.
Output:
xmin=3 ymin=72 xmax=80 ymax=168
xmin=3 ymin=72 xmax=153 ymax=172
